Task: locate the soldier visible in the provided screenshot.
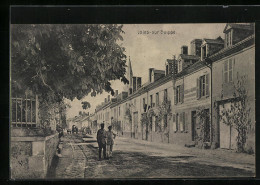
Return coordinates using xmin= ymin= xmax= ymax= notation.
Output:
xmin=96 ymin=123 xmax=107 ymax=160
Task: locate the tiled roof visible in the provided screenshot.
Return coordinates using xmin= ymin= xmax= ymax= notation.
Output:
xmin=179 ymin=54 xmax=200 ymax=60
xmin=203 ymin=38 xmax=224 ymax=44
xmin=154 ymin=69 xmax=165 ymax=74
xmin=223 ymin=23 xmax=254 ymax=33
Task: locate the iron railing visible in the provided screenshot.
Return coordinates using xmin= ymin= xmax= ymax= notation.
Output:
xmin=11 ymin=95 xmax=37 ymax=127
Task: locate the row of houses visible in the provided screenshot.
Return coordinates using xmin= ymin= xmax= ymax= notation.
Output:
xmin=90 ymin=23 xmax=255 ymax=152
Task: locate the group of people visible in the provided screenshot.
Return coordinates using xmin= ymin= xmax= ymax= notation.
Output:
xmin=96 ymin=122 xmax=116 ymax=161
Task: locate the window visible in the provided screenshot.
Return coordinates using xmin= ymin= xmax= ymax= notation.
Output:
xmin=201 ymin=45 xmax=207 ymax=59
xmin=164 ymin=115 xmax=168 ymax=128
xmin=156 ymin=92 xmax=159 ymax=106
xmin=176 ymin=85 xmax=181 ymax=103
xmin=226 ymin=30 xmax=232 ymax=47
xmin=200 ymin=75 xmax=206 ymax=97
xmin=178 ymin=60 xmax=182 ymax=73
xmin=175 ymin=114 xmax=179 ymax=131
xmin=175 ymin=85 xmax=184 ymax=104
xmin=150 ymin=95 xmax=153 ymax=107
xmin=224 ymin=59 xmax=233 ymax=83
xmin=164 ymin=89 xmax=168 ymax=101
xmin=176 ymin=112 xmax=186 ymax=132
xmin=166 ymin=65 xmax=169 ymax=75
xmin=155 ymin=116 xmax=159 ymax=132
xmin=143 ymin=98 xmax=147 ymax=112
xmin=119 ymin=106 xmax=120 ymax=116
xmin=197 ymin=74 xmax=209 ymax=99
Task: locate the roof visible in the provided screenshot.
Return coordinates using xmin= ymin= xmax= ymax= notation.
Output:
xmin=154 ymin=69 xmax=165 ymax=74
xmin=190 ymin=39 xmax=202 ymax=43
xmin=174 ymin=60 xmax=205 ymax=79
xmin=179 ymin=54 xmax=200 ymax=60
xmin=209 ymin=34 xmax=254 ymax=62
xmin=203 ymin=38 xmax=224 ymax=45
xmin=223 ymin=23 xmax=254 ymax=33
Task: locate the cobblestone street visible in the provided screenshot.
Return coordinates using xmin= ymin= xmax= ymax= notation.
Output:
xmin=47 ymin=133 xmax=255 ymax=179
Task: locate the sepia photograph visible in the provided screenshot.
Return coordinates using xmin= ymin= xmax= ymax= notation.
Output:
xmin=10 ymin=22 xmax=255 ymax=179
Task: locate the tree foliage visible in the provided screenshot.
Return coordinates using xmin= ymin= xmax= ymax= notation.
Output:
xmin=82 ymin=101 xmax=91 ymax=110
xmin=11 ymin=24 xmax=128 ymax=105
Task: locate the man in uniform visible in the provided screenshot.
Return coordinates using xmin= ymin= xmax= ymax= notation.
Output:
xmin=97 ymin=123 xmax=107 ymax=160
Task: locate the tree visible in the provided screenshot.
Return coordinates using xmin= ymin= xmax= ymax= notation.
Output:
xmin=82 ymin=101 xmax=91 ymax=110
xmin=195 ymin=107 xmax=211 ymax=148
xmin=218 ymin=74 xmax=252 ymax=153
xmin=11 ymin=24 xmax=129 ymax=106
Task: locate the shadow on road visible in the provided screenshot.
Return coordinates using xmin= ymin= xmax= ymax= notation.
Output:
xmin=46 ymin=155 xmax=59 ymax=178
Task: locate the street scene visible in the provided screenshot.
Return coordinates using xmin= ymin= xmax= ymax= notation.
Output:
xmin=10 ymin=23 xmax=255 ymax=179
xmin=48 ymin=133 xmax=254 ymax=178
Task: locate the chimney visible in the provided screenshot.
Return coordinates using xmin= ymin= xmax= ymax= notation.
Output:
xmin=132 ymin=76 xmax=137 ymax=93
xmin=137 ymin=77 xmax=142 ymax=89
xmin=108 ymin=95 xmax=110 ymax=102
xmin=190 ymin=39 xmax=202 ymax=56
xmin=149 ymin=68 xmax=154 ymax=83
xmin=115 ymin=90 xmax=118 ymax=96
xmin=181 ymin=45 xmax=188 ymax=55
xmin=129 ymin=88 xmax=133 ymax=95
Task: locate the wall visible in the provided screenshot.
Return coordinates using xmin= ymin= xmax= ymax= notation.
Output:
xmin=10 ymin=133 xmax=59 ymax=179
xmin=212 ymin=45 xmax=255 ymax=152
xmin=172 ymin=66 xmax=211 ymax=147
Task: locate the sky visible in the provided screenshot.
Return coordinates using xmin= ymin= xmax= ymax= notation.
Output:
xmin=66 ymin=23 xmax=226 ymax=118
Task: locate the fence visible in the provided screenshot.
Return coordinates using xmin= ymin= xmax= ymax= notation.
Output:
xmin=11 ymin=95 xmax=38 ymax=127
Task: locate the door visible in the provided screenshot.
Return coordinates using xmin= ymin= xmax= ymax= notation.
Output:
xmin=191 ymin=111 xmax=196 ymax=141
xmin=204 ymin=109 xmax=210 ymax=142
xmin=133 ymin=112 xmax=138 ymax=139
xmin=219 ymin=103 xmax=238 ymax=149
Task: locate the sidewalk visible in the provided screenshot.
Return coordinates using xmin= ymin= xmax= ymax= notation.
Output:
xmin=115 ymin=136 xmax=255 ymax=173
xmin=53 ymin=135 xmax=86 ymax=179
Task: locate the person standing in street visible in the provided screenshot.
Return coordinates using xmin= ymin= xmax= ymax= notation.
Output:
xmin=97 ymin=123 xmax=107 ymax=161
xmin=106 ymin=125 xmax=116 ymax=159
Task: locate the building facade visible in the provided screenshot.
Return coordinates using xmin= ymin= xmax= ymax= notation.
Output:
xmin=92 ymin=23 xmax=255 ymax=152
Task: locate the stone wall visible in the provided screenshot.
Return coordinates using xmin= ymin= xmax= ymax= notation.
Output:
xmin=10 ymin=132 xmax=59 ymax=179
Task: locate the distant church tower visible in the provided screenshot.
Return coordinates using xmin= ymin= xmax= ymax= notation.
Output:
xmin=123 ymin=56 xmax=133 ymax=93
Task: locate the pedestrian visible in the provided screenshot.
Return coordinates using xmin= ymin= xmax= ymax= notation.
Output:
xmin=97 ymin=123 xmax=108 ymax=160
xmin=106 ymin=125 xmax=116 ymax=159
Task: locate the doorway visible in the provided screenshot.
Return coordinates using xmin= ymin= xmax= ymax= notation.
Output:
xmin=204 ymin=109 xmax=210 ymax=142
xmin=133 ymin=112 xmax=138 ymax=139
xmin=191 ymin=111 xmax=196 ymax=141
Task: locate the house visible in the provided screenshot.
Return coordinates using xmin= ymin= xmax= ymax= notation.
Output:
xmin=211 ymin=23 xmax=255 ymax=152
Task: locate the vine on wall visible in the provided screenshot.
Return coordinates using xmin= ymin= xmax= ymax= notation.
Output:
xmin=217 ymin=74 xmax=253 ymax=153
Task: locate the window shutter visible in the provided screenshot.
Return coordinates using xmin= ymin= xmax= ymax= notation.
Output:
xmin=176 ymin=114 xmax=179 ymax=131
xmin=183 ymin=112 xmax=185 ymax=131
xmin=173 ymin=117 xmax=177 ymax=132
xmin=185 ymin=112 xmax=188 ymax=132
xmin=172 ymin=114 xmax=176 ymax=122
xmin=196 ymin=78 xmax=200 ymax=99
xmin=206 ymin=73 xmax=209 ymax=96
xmin=174 ymin=88 xmax=177 ymax=105
xmin=180 ymin=112 xmax=183 ymax=132
xmin=174 ymin=60 xmax=178 ymax=75
xmin=181 ymin=84 xmax=184 ymax=103
xmin=224 ymin=60 xmax=228 ymax=83
xmin=229 ymin=59 xmax=233 ymax=82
